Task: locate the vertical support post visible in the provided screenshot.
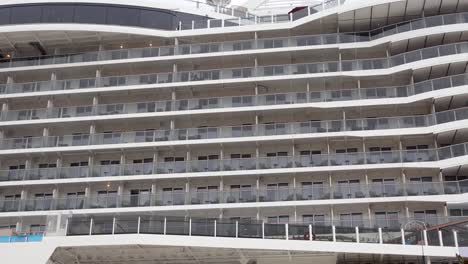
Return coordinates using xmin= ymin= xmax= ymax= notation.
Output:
xmin=63 ymin=217 xmax=69 ymax=235
xmin=401 ymin=229 xmax=405 ymax=245
xmin=235 ymin=221 xmax=238 ymax=238
xmin=112 ymin=217 xmax=116 ymax=235
xmin=423 ymin=230 xmax=428 ymax=246
xmin=355 ymin=226 xmax=359 ymax=243
xmin=262 ymin=221 xmax=265 ymax=239
xmin=438 ymin=230 xmax=443 ymax=246
xmin=309 ymin=224 xmax=313 ymax=241
xmin=214 ymin=220 xmax=217 ymax=237
xmin=164 ymin=217 xmax=167 ymax=235
xmin=137 ymin=216 xmax=141 ymax=234
xmin=89 ymin=218 xmax=93 ymax=235
xmin=332 ymin=226 xmax=336 ymax=242
xmin=285 ymin=224 xmax=289 ymax=240
xmin=454 ymin=230 xmax=459 ymax=248
xmin=379 ymin=228 xmax=383 ymax=244
xmin=189 ymin=218 xmax=192 ymax=236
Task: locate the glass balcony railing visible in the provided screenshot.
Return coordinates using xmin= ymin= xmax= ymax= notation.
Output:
xmin=65 ymin=216 xmax=468 ymax=250
xmin=64 ymin=215 xmax=466 ymax=249
xmin=0 ymin=232 xmax=44 ymax=243
xmin=1 ymin=42 xmax=467 ymax=96
xmin=2 ymin=179 xmax=468 ymax=213
xmin=2 ymin=106 xmax=468 ymax=151
xmin=2 ymin=72 xmax=467 ymax=122
xmin=1 ymin=142 xmax=468 ymax=183
xmin=0 ymin=12 xmax=466 ymax=71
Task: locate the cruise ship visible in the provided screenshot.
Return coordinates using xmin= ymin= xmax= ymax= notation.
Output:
xmin=0 ymin=0 xmax=467 ymax=263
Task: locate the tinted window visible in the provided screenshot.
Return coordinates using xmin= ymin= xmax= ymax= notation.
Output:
xmin=11 ymin=5 xmax=42 ymax=24
xmin=140 ymin=9 xmax=174 ymax=30
xmin=106 ymin=7 xmax=140 ymax=27
xmin=0 ymin=8 xmax=11 ymax=25
xmin=0 ymin=3 xmax=209 ymax=31
xmin=42 ymin=5 xmax=74 ymax=23
xmin=74 ymin=5 xmax=107 ymax=24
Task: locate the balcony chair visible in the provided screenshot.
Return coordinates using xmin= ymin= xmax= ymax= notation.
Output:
xmin=333 ymin=192 xmax=343 ymax=199
xmin=406 ymin=189 xmax=419 ymax=196
xmin=444 ymin=187 xmax=457 ymax=194
xmin=354 ymin=191 xmax=366 ymax=198
xmin=226 ymin=196 xmax=236 ymax=203
xmin=190 ymin=198 xmax=201 ymax=204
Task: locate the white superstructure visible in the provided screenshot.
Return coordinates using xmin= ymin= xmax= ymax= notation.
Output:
xmin=0 ymin=0 xmax=468 ymax=263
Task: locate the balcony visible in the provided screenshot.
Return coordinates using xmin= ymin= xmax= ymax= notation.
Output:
xmin=1 ymin=180 xmax=467 ymax=213
xmin=1 ymin=143 xmax=467 ymax=183
xmin=1 ymin=42 xmax=467 ymax=96
xmin=3 ymin=106 xmax=468 ymax=151
xmin=66 ymin=215 xmax=466 ymax=248
xmin=2 ymin=73 xmax=468 ymax=123
xmin=0 ymin=12 xmax=466 ymax=72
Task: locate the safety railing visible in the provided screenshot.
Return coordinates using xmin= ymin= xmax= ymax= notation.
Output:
xmin=1 ymin=142 xmax=467 ymax=183
xmin=2 ymin=105 xmax=468 ymax=151
xmin=1 ymin=42 xmax=466 ymax=96
xmin=1 ymin=179 xmax=468 ymax=213
xmin=0 ymin=231 xmax=44 ymax=243
xmin=2 ymin=72 xmax=468 ymax=122
xmin=65 ymin=215 xmax=464 ymax=248
xmin=0 ymin=11 xmax=465 ymax=71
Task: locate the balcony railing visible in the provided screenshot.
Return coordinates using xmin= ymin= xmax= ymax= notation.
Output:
xmin=1 ymin=106 xmax=468 ymax=151
xmin=65 ymin=215 xmax=466 ymax=248
xmin=0 ymin=232 xmax=44 ymax=243
xmin=1 ymin=142 xmax=467 ymax=183
xmin=2 ymin=72 xmax=467 ymax=122
xmin=1 ymin=179 xmax=468 ymax=213
xmin=1 ymin=42 xmax=466 ymax=96
xmin=0 ymin=12 xmax=466 ymax=70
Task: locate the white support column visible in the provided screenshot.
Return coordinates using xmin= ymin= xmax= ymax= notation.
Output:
xmin=357 ymin=79 xmax=361 ymax=99
xmin=309 ymin=224 xmax=313 ymax=241
xmin=112 ymin=217 xmax=116 ymax=235
xmin=52 ymin=188 xmax=59 ymax=199
xmin=330 ymin=205 xmax=334 ymax=222
xmin=95 ymin=69 xmax=101 ymax=86
xmin=423 ymin=230 xmax=428 ymax=246
xmin=285 ymin=224 xmax=289 ymax=240
xmin=172 ymin=63 xmax=177 ymax=82
xmin=1 ymin=102 xmax=8 ymax=112
xmin=15 ymin=220 xmax=22 ymax=233
xmin=42 ymin=127 xmax=49 ymax=137
xmin=214 ymin=220 xmax=217 ymax=237
xmin=368 ymin=206 xmax=372 ymax=226
xmin=355 ymin=226 xmax=359 ymax=243
xmin=137 ymin=217 xmax=141 ymax=234
xmin=6 ymin=76 xmax=13 ymax=94
xmin=89 ymin=218 xmax=94 ymax=235
xmin=438 ymin=230 xmax=443 ymax=246
xmin=262 ymin=222 xmax=265 ymax=239
xmin=235 ymin=221 xmax=238 ymax=238
xmin=454 ymin=230 xmax=459 ymax=248
xmin=401 ymin=229 xmax=405 ymax=245
xmin=332 ymin=226 xmax=336 ymax=242
xmin=378 ymin=228 xmax=383 ymax=244
xmin=189 ymin=218 xmax=192 ymax=236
